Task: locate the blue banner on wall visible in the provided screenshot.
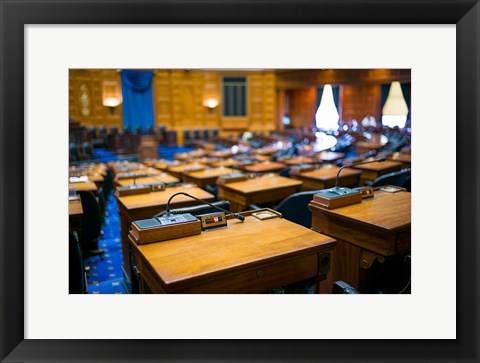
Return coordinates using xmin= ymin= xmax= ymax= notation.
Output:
xmin=121 ymin=70 xmax=154 ymax=132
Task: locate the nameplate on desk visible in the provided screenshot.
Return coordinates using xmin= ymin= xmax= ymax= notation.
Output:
xmin=312 ymin=188 xmax=362 ymax=209
xmin=216 ymin=173 xmax=248 ymax=185
xmin=130 ymin=213 xmax=201 ymax=245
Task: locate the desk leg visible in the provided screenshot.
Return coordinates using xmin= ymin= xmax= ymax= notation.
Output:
xmin=331 ymin=239 xmax=364 ymax=292
xmin=118 ymin=208 xmax=133 ymax=284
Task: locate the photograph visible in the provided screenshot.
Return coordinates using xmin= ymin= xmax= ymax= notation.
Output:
xmin=68 ymin=68 xmax=412 ymax=295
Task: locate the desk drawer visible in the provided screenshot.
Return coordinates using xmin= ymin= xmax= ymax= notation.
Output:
xmin=178 ymin=253 xmax=320 ymax=294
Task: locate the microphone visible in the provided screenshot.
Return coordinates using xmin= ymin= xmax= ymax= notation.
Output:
xmin=335 ymin=157 xmax=386 ymax=189
xmin=158 ymin=192 xmax=245 ymax=222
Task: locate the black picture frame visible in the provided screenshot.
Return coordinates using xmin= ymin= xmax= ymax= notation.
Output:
xmin=1 ymin=1 xmax=478 ymax=362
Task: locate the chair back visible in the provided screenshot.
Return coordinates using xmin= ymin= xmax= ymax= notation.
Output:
xmin=212 ymin=128 xmax=219 ymax=138
xmin=69 ymin=231 xmax=87 ymax=293
xmin=99 ymin=126 xmax=107 ymax=137
xmin=274 ymin=191 xmax=319 ymax=228
xmin=88 ymin=126 xmax=97 ymax=139
xmin=77 ymin=191 xmax=102 ymax=249
xmin=202 ymin=128 xmax=209 ymax=140
xmin=193 ymin=129 xmax=200 ymax=140
xmin=69 ymin=143 xmax=80 ymax=161
xmin=371 ymin=168 xmax=411 ymax=189
xmin=102 ymin=168 xmax=113 ymax=200
xmin=279 ymin=167 xmax=291 ymax=178
xmin=82 ymin=142 xmax=94 ymax=159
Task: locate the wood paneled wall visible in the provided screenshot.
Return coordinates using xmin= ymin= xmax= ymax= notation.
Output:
xmin=69 ymin=69 xmax=123 ymax=131
xmin=340 ymin=84 xmax=382 ymax=122
xmin=69 ymin=69 xmax=277 ymax=143
xmin=286 ymin=88 xmax=317 ymax=129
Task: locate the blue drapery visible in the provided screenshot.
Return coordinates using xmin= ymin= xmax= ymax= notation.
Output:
xmin=121 ymin=70 xmax=154 ymax=132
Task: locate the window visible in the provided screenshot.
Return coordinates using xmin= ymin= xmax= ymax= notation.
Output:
xmin=222 ymin=77 xmax=247 ymax=117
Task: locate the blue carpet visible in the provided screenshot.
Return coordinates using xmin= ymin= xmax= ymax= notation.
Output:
xmin=159 ymin=146 xmax=193 ymax=161
xmin=85 ymin=193 xmax=128 ymax=294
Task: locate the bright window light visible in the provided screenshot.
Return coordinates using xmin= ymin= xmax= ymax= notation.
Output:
xmin=382 ymin=115 xmax=407 ymax=128
xmin=315 ymin=84 xmax=339 ymax=132
xmin=382 ymin=81 xmax=408 ymax=128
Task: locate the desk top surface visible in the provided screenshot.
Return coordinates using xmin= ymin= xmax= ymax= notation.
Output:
xmin=352 ymin=161 xmax=402 ymax=171
xmin=167 ymin=163 xmax=207 ymax=174
xmin=185 ymin=167 xmax=236 ymax=180
xmin=69 ymin=181 xmax=98 ymax=192
xmin=209 ymin=159 xmax=241 ymax=168
xmin=219 ymin=175 xmax=302 ymax=194
xmin=117 ymin=185 xmax=214 ymax=211
xmin=244 ymin=161 xmax=286 ymax=173
xmin=317 ymin=191 xmax=411 ymax=231
xmin=277 ymin=156 xmax=316 ymax=165
xmin=299 ymin=165 xmax=361 ymax=181
xmin=314 ymin=151 xmax=345 ymax=162
xmin=68 ymin=198 xmax=83 ymax=216
xmin=387 ymin=152 xmax=412 ymax=163
xmin=174 ymin=149 xmax=209 ymax=160
xmin=133 ymin=215 xmax=335 ymax=287
xmin=116 ymin=173 xmax=179 ymax=186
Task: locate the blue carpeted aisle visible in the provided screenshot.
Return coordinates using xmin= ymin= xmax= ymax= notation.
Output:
xmin=84 ymin=145 xmax=193 ymax=294
xmin=85 ymin=192 xmax=128 ymax=294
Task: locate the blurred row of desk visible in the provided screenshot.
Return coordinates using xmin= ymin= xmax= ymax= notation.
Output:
xmin=69 ymin=152 xmax=411 ymax=294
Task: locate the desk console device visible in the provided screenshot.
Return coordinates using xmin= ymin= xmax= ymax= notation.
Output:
xmin=130 ymin=213 xmax=201 ymax=245
xmin=314 ymin=158 xmax=385 ymax=209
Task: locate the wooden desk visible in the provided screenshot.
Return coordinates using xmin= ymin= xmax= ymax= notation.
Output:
xmin=116 ymin=173 xmax=179 ymax=187
xmin=217 ymin=175 xmax=302 ymax=212
xmin=183 ymin=167 xmax=236 ymax=188
xmin=352 ymin=161 xmax=402 ymax=184
xmin=209 ymin=158 xmax=240 ymax=168
xmin=243 ymin=161 xmax=286 ymax=174
xmin=68 ymin=197 xmax=83 ymax=232
xmin=309 ymin=191 xmax=411 ymax=293
xmin=277 ymin=156 xmax=316 ymax=165
xmin=153 ymin=160 xmax=182 ymax=171
xmin=69 ymin=181 xmax=97 ymax=192
xmin=355 ymin=133 xmax=388 ymax=155
xmin=314 ymin=151 xmax=345 ymax=163
xmin=292 ymin=165 xmax=361 ymax=191
xmin=166 ymin=163 xmax=207 ymax=178
xmin=387 ymin=152 xmax=411 ymax=169
xmin=209 ymin=149 xmax=233 ymax=158
xmin=116 ymin=185 xmax=215 ymax=282
xmin=174 ymin=149 xmax=209 ymax=161
xmin=129 ymin=212 xmax=336 ymax=293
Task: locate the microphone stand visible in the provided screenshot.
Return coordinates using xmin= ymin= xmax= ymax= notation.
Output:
xmin=333 ymin=157 xmax=386 ymax=191
xmin=158 ymin=192 xmax=245 ymax=222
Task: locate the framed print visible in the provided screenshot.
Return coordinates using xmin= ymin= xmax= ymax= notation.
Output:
xmin=1 ymin=0 xmax=479 ymax=362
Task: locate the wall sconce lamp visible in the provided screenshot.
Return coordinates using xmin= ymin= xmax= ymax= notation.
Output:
xmin=203 ymin=98 xmax=219 ymax=112
xmin=103 ymin=80 xmax=122 ymax=115
xmin=103 ymin=97 xmax=122 ymax=115
xmin=382 ymin=81 xmax=409 ymax=128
